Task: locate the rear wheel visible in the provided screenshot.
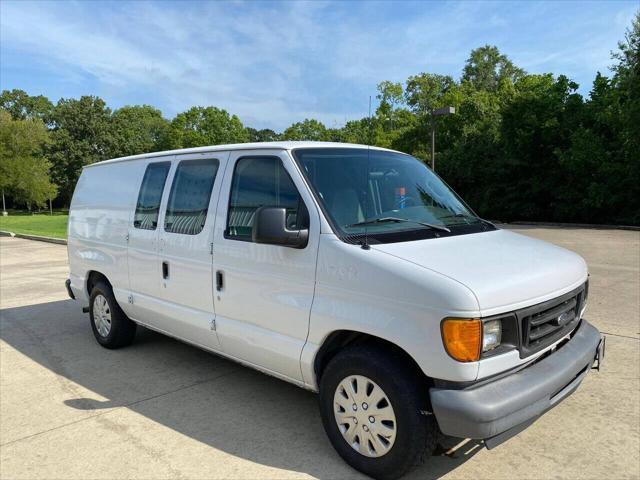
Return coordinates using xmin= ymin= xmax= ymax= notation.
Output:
xmin=89 ymin=281 xmax=136 ymax=349
xmin=319 ymin=345 xmax=437 ymax=480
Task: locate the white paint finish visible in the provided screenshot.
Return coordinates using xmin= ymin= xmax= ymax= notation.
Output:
xmin=68 ymin=160 xmax=143 ymax=301
xmin=303 ymin=234 xmax=482 ymax=385
xmin=155 ymin=152 xmax=229 ymax=349
xmin=68 ymin=142 xmax=591 ymax=392
xmin=86 ymin=141 xmax=401 ymax=169
xmin=134 ymin=318 xmax=308 ymax=390
xmin=68 ymin=271 xmax=88 ymax=304
xmin=211 ymin=149 xmax=321 ymax=382
xmin=372 ymin=229 xmax=588 ymax=315
xmin=126 ymin=157 xmax=174 ymax=320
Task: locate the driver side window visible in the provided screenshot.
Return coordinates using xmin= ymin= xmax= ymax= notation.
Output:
xmin=225 ymin=156 xmax=308 ymax=241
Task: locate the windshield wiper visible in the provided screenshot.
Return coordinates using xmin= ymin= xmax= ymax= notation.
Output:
xmin=347 ymin=217 xmax=451 ymax=233
xmin=439 ymin=213 xmax=496 ymax=228
xmin=438 ymin=213 xmax=482 ymax=225
xmin=439 ymin=213 xmax=477 ymax=221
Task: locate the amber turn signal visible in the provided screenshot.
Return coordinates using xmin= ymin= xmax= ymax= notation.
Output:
xmin=441 ymin=318 xmax=482 ymax=362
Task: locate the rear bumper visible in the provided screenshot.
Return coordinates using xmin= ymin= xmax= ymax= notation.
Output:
xmin=429 ymin=320 xmax=603 ymax=447
xmin=65 ymin=279 xmax=75 ymax=300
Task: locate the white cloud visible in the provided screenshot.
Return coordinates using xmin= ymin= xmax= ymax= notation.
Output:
xmin=1 ymin=1 xmax=345 ymax=127
xmin=1 ymin=1 xmax=636 ymax=129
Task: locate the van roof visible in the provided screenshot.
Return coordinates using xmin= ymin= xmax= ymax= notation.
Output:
xmin=86 ymin=141 xmax=402 ymax=168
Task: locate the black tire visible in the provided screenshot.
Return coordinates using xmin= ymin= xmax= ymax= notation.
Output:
xmin=89 ymin=281 xmax=136 ymax=349
xmin=319 ymin=344 xmax=437 ymax=480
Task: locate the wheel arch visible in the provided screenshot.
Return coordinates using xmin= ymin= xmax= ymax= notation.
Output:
xmin=313 ymin=330 xmax=432 ymax=390
xmin=86 ymin=270 xmax=112 ymax=297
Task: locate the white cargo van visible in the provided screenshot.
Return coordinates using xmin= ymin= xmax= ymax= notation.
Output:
xmin=66 ymin=142 xmax=604 ymax=479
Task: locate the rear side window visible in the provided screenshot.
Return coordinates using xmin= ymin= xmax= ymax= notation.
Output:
xmin=164 ymin=159 xmax=219 ymax=235
xmin=226 ymin=156 xmax=307 ymax=240
xmin=134 ymin=162 xmax=171 ymax=230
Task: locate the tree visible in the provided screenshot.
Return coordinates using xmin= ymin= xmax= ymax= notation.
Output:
xmin=612 ymin=11 xmax=640 ymax=89
xmin=329 ymin=119 xmax=373 ymax=144
xmin=282 ymin=119 xmax=328 ymax=141
xmin=498 ymin=74 xmax=583 ymax=221
xmin=0 ymin=110 xmax=57 ymax=210
xmin=462 ymin=45 xmax=524 ymax=91
xmin=246 ymin=127 xmax=280 ymax=142
xmin=1 ymin=14 xmax=638 ymax=223
xmin=48 ymin=96 xmax=114 ymax=203
xmin=435 ymin=85 xmax=505 ymax=215
xmin=110 ymin=105 xmax=170 ymax=157
xmin=0 ymin=89 xmax=54 ymax=124
xmin=376 ymin=81 xmax=404 ymax=120
xmin=388 ymin=73 xmax=462 ymax=162
xmin=373 ymin=81 xmax=418 ymax=148
xmin=555 ymin=13 xmax=640 ymax=225
xmin=611 ymin=11 xmax=640 ymax=201
xmin=405 ymin=73 xmax=455 ymax=114
xmin=167 ymin=106 xmax=248 ymax=148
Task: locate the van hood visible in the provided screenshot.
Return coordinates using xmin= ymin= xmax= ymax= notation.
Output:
xmin=372 ymin=229 xmax=588 ymax=314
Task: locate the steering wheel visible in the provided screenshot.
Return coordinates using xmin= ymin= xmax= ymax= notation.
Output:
xmin=393 ymin=196 xmax=418 ymax=208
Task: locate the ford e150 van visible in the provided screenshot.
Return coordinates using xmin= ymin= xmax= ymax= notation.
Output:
xmin=66 ymin=142 xmax=604 ymax=479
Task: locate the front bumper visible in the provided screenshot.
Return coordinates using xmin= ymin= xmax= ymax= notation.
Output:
xmin=430 ymin=320 xmax=603 ymax=448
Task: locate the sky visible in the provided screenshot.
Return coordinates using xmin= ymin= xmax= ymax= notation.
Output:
xmin=1 ymin=1 xmax=637 ymax=130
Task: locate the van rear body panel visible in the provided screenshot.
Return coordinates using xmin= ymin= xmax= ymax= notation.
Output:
xmin=68 ymin=159 xmax=146 ymax=305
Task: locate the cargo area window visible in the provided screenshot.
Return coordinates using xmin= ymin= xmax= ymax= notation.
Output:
xmin=226 ymin=156 xmax=308 ymax=241
xmin=133 ymin=162 xmax=171 ymax=230
xmin=164 ymin=159 xmax=219 ymax=235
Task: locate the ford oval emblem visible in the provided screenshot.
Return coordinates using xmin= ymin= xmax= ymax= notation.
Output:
xmin=555 ymin=311 xmax=572 ymax=326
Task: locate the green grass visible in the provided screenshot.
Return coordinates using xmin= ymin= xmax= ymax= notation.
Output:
xmin=0 ymin=211 xmax=68 ymax=239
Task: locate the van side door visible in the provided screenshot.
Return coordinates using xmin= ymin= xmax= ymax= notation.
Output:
xmin=155 ymin=152 xmax=228 ymax=349
xmin=127 ymin=159 xmax=172 ymax=320
xmin=212 ymin=149 xmax=320 ymax=382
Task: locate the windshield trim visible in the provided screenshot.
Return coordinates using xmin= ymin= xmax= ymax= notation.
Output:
xmin=290 ymin=147 xmax=495 ymax=245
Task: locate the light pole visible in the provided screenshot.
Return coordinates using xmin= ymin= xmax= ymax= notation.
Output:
xmin=430 ymin=106 xmax=455 ymax=171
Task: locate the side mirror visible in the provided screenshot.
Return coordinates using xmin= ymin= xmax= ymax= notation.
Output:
xmin=252 ymin=207 xmax=308 ymax=249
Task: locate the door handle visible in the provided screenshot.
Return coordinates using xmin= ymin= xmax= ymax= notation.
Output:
xmin=216 ymin=270 xmax=224 ymax=291
xmin=162 ymin=261 xmax=169 ymax=279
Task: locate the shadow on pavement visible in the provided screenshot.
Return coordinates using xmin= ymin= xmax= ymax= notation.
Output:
xmin=1 ymin=299 xmax=481 ymax=479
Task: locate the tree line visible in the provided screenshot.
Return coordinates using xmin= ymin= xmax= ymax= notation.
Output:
xmin=1 ymin=13 xmax=638 ymax=224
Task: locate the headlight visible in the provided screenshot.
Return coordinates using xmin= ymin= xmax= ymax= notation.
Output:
xmin=441 ymin=317 xmax=504 ymax=362
xmin=482 ymin=319 xmax=502 ymax=352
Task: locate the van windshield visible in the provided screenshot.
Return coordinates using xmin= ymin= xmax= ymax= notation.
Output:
xmin=292 ymin=148 xmax=494 ymax=244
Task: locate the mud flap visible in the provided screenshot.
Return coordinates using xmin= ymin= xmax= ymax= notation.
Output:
xmin=592 ymin=336 xmax=606 ymax=371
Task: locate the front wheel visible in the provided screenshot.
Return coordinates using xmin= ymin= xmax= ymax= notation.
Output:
xmin=319 ymin=345 xmax=437 ymax=480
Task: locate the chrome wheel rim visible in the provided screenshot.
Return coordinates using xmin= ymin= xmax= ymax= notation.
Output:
xmin=92 ymin=294 xmax=112 ymax=337
xmin=333 ymin=375 xmax=397 ymax=458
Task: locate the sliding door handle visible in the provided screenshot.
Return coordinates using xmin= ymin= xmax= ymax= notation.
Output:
xmin=162 ymin=261 xmax=169 ymax=279
xmin=216 ymin=270 xmax=224 ymax=291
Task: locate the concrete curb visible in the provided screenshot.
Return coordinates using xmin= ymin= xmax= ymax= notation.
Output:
xmin=506 ymin=221 xmax=640 ymax=231
xmin=0 ymin=230 xmax=67 ymax=245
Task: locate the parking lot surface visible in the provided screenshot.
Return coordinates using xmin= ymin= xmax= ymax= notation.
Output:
xmin=1 ymin=227 xmax=639 ymax=479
